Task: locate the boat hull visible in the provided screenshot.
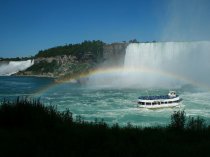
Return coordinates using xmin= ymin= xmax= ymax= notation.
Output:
xmin=138 ymin=102 xmax=180 ymax=109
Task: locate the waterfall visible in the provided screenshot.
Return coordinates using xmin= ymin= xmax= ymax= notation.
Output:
xmin=124 ymin=41 xmax=210 ymax=88
xmin=0 ymin=60 xmax=34 ymax=76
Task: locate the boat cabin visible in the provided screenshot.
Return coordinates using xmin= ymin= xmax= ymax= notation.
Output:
xmin=168 ymin=91 xmax=176 ymax=98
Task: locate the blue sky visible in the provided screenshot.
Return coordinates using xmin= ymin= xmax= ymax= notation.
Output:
xmin=0 ymin=0 xmax=210 ymax=57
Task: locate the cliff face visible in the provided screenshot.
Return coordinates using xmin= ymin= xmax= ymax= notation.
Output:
xmin=16 ymin=43 xmax=128 ymax=79
xmin=17 ymin=55 xmax=92 ymax=78
xmin=103 ymin=43 xmax=128 ymax=66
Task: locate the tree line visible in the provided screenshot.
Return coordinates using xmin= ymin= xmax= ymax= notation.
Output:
xmin=35 ymin=40 xmax=104 ymax=62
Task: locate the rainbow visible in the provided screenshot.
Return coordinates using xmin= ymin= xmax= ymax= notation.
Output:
xmin=33 ymin=66 xmax=210 ymax=96
xmin=67 ymin=67 xmax=207 ymax=86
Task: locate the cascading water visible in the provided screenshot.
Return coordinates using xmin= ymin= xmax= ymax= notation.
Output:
xmin=123 ymin=41 xmax=210 ymax=88
xmin=0 ymin=60 xmax=34 ymax=76
xmin=85 ymin=41 xmax=210 ymax=89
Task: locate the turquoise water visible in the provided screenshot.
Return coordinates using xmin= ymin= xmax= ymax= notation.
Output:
xmin=0 ymin=76 xmax=54 ymax=98
xmin=1 ymin=76 xmax=210 ymax=126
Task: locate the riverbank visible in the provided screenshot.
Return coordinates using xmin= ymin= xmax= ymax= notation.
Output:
xmin=12 ymin=73 xmax=56 ymax=79
xmin=0 ymin=98 xmax=209 ymax=157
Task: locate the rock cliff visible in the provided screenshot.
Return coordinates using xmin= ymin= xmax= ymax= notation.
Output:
xmin=15 ymin=43 xmax=128 ymax=79
xmin=103 ymin=43 xmax=128 ymax=66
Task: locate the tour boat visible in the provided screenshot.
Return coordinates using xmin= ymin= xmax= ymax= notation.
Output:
xmin=138 ymin=91 xmax=182 ymax=109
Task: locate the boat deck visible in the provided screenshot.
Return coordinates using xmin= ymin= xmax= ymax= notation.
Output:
xmin=138 ymin=95 xmax=178 ymax=100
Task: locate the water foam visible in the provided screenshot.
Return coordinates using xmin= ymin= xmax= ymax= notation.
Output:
xmin=0 ymin=60 xmax=34 ymax=76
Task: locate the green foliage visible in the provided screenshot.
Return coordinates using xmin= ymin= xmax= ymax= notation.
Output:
xmin=0 ymin=56 xmax=33 ymax=61
xmin=170 ymin=110 xmax=186 ymax=130
xmin=0 ymin=99 xmax=210 ymax=157
xmin=169 ymin=110 xmax=206 ymax=131
xmin=186 ymin=116 xmax=206 ymax=131
xmin=0 ymin=98 xmax=72 ymax=129
xmin=26 ymin=60 xmax=58 ymax=73
xmin=35 ymin=40 xmax=104 ymax=62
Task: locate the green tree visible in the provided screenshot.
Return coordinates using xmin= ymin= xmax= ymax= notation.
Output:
xmin=35 ymin=40 xmax=104 ymax=62
xmin=186 ymin=116 xmax=206 ymax=131
xmin=170 ymin=110 xmax=186 ymax=130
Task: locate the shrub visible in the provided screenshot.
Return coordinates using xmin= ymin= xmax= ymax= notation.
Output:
xmin=169 ymin=110 xmax=186 ymax=130
xmin=0 ymin=98 xmax=73 ymax=129
xmin=186 ymin=116 xmax=206 ymax=131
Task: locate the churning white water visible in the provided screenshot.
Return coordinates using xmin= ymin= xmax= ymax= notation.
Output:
xmin=0 ymin=60 xmax=34 ymax=76
xmin=123 ymin=41 xmax=210 ymax=88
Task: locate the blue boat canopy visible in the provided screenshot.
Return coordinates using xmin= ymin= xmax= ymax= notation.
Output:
xmin=138 ymin=95 xmax=178 ymax=100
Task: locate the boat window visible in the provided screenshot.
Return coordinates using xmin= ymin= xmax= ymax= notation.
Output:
xmin=146 ymin=102 xmax=151 ymax=105
xmin=174 ymin=100 xmax=181 ymax=103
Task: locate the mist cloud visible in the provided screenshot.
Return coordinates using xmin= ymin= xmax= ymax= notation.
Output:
xmin=162 ymin=0 xmax=210 ymax=41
